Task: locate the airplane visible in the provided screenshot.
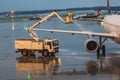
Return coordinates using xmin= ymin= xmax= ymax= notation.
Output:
xmin=34 ymin=15 xmax=120 ymax=59
xmin=73 ymin=8 xmax=101 ymax=19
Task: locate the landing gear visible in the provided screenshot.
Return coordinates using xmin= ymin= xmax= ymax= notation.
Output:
xmin=97 ymin=37 xmax=107 ymax=59
xmin=97 ymin=45 xmax=106 ymax=59
xmin=97 ymin=37 xmax=107 ymax=70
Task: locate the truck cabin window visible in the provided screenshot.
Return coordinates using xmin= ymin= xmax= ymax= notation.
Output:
xmin=52 ymin=40 xmax=59 ymax=46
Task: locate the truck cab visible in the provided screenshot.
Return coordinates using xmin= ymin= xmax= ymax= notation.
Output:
xmin=43 ymin=38 xmax=59 ymax=56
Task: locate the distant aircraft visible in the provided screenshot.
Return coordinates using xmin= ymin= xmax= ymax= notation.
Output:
xmin=35 ymin=15 xmax=120 ymax=59
xmin=5 ymin=10 xmax=14 ymax=18
xmin=29 ymin=16 xmax=43 ymax=20
xmin=73 ymin=9 xmax=101 ymax=19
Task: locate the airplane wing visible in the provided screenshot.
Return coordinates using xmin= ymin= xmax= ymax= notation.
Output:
xmin=34 ymin=28 xmax=117 ymax=38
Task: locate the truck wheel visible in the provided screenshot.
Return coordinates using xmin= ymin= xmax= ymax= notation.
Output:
xmin=51 ymin=53 xmax=55 ymax=56
xmin=21 ymin=50 xmax=28 ymax=56
xmin=42 ymin=51 xmax=48 ymax=57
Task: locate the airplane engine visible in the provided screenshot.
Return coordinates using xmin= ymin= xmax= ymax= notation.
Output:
xmin=84 ymin=39 xmax=99 ymax=53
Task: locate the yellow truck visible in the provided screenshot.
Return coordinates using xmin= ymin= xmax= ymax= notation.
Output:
xmin=15 ymin=38 xmax=59 ymax=56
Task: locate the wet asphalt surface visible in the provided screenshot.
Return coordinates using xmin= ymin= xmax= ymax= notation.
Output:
xmin=0 ymin=18 xmax=120 ymax=80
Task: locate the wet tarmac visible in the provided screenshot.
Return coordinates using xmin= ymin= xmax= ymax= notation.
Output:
xmin=0 ymin=18 xmax=120 ymax=80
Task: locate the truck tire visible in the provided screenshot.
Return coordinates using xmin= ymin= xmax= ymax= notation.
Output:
xmin=42 ymin=50 xmax=48 ymax=57
xmin=21 ymin=50 xmax=28 ymax=56
xmin=51 ymin=53 xmax=55 ymax=56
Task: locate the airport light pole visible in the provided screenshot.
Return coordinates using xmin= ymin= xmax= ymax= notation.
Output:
xmin=10 ymin=10 xmax=15 ymax=30
xmin=106 ymin=0 xmax=111 ymax=14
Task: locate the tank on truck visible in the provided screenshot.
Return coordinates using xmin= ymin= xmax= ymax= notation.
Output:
xmin=27 ymin=11 xmax=73 ymax=41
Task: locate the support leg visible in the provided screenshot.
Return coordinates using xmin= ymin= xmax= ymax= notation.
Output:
xmin=97 ymin=37 xmax=107 ymax=70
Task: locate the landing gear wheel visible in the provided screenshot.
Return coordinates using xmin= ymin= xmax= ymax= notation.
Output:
xmin=42 ymin=51 xmax=48 ymax=57
xmin=96 ymin=45 xmax=106 ymax=59
xmin=21 ymin=50 xmax=28 ymax=56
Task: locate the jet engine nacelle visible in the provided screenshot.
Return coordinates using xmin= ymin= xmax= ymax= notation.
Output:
xmin=84 ymin=39 xmax=99 ymax=53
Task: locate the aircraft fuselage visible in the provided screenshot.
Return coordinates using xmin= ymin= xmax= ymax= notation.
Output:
xmin=102 ymin=15 xmax=120 ymax=43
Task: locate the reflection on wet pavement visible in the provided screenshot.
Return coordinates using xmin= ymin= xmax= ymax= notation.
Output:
xmin=85 ymin=60 xmax=99 ymax=75
xmin=104 ymin=54 xmax=120 ymax=80
xmin=16 ymin=56 xmax=61 ymax=80
xmin=16 ymin=54 xmax=120 ymax=80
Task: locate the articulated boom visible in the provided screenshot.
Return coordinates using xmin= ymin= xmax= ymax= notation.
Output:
xmin=28 ymin=11 xmax=72 ymax=41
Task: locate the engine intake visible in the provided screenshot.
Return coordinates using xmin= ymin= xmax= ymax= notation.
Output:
xmin=84 ymin=39 xmax=98 ymax=53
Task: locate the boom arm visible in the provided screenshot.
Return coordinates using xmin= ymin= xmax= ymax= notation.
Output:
xmin=28 ymin=11 xmax=72 ymax=41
